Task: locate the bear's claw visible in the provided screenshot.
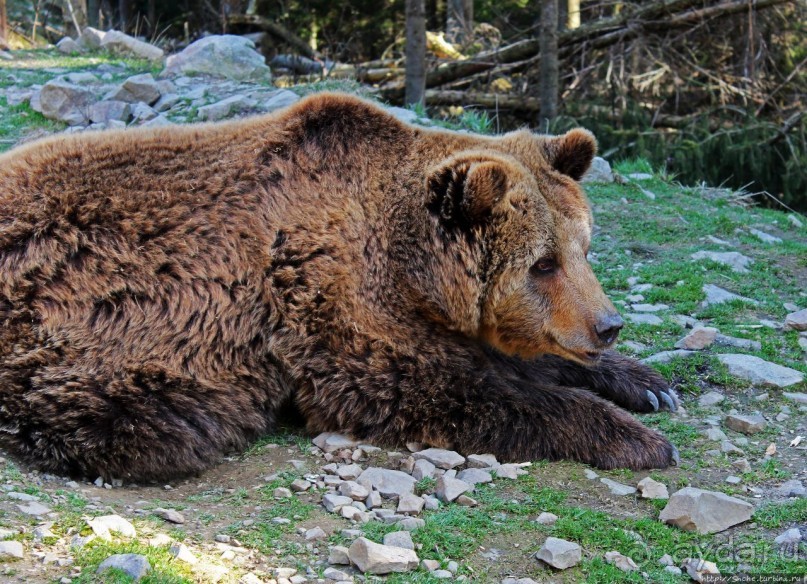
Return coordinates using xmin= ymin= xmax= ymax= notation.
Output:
xmin=660 ymin=391 xmax=677 ymax=412
xmin=645 ymin=390 xmax=659 ymax=411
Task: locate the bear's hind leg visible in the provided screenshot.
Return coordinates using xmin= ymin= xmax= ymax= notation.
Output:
xmin=0 ymin=363 xmax=277 ymax=481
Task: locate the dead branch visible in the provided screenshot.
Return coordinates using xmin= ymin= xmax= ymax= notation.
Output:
xmin=228 ymin=14 xmax=318 ymax=60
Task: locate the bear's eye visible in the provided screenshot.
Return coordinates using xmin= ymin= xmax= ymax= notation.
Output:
xmin=530 ymin=257 xmax=557 ymax=276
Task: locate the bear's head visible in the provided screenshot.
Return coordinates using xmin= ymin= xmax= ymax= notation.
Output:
xmin=421 ymin=128 xmax=622 ymax=365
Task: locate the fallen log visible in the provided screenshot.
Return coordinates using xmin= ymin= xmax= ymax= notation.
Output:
xmin=228 ymin=14 xmax=319 ymax=60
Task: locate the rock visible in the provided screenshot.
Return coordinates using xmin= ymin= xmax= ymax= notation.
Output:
xmin=724 ymin=413 xmax=766 ymax=435
xmin=714 ymin=334 xmax=762 ymax=351
xmin=701 ymin=284 xmax=757 ymax=307
xmin=659 ymin=487 xmax=753 ymax=533
xmin=87 ymin=515 xmax=137 ymax=540
xmin=329 ymin=545 xmax=351 ymax=565
xmin=383 ymin=530 xmax=414 ymax=550
xmin=436 ymin=476 xmax=471 ymax=502
xmin=412 ymin=459 xmax=436 ymax=480
xmin=535 ymin=537 xmax=582 ymax=570
xmin=365 ymin=490 xmax=382 ymax=509
xmin=305 ymin=526 xmax=327 ymax=541
xmin=422 ymin=559 xmax=440 ymax=571
xmin=703 ymin=427 xmax=727 ymax=441
xmin=788 ymin=214 xmax=804 ymax=228
xmin=163 ymin=35 xmax=270 ymax=81
xmin=717 ymin=354 xmax=803 ymax=388
xmin=57 ymin=37 xmax=83 ymax=54
xmin=584 ymin=469 xmax=599 ymax=480
xmin=681 ymin=558 xmax=720 ymax=583
xmin=169 ymin=542 xmax=197 ymax=564
xmin=774 ymin=528 xmax=801 ymax=546
xmin=313 ymin=432 xmax=359 ymax=453
xmin=691 ymin=250 xmax=752 ymax=273
xmin=155 ymin=508 xmax=185 ymax=524
xmin=323 ymin=494 xmax=354 ymax=513
xmin=7 ymin=492 xmax=38 ymax=501
xmin=604 ymin=551 xmax=638 ymax=572
xmin=101 ymin=30 xmax=164 ymax=61
xmin=495 ymin=463 xmax=527 ymax=479
xmin=664 ymin=565 xmax=683 ymax=576
xmin=785 ymin=309 xmax=807 ymax=331
xmin=323 ymin=567 xmax=352 ymax=581
xmin=456 ymin=468 xmax=493 ymax=485
xmin=291 ymin=478 xmax=311 ymax=492
xmin=725 ymin=475 xmax=742 ymax=485
xmin=397 ymin=493 xmax=424 ymax=514
xmin=625 ymin=313 xmax=663 ymax=326
xmin=721 ymin=441 xmax=744 ymax=455
xmin=386 ymin=107 xmax=418 ymax=124
xmin=17 ymin=501 xmax=51 ymax=516
xmin=97 ymin=554 xmax=151 ymax=581
xmin=466 ymin=453 xmax=499 ymax=468
xmin=783 ymin=392 xmax=807 ymax=405
xmin=535 ymin=512 xmax=558 ymax=525
xmin=699 ymin=391 xmax=725 ymax=407
xmin=600 ymin=478 xmax=636 ymax=496
xmin=456 ymin=494 xmax=478 ymax=506
xmin=396 ymin=517 xmax=425 ymax=531
xmin=38 ymin=79 xmax=96 ymax=125
xmin=659 ymin=554 xmax=674 ymax=566
xmin=631 ymin=303 xmax=669 ymax=312
xmin=637 ymin=477 xmax=669 ymax=500
xmin=357 ymin=467 xmax=417 ymax=498
xmin=77 ymin=27 xmax=106 ymax=48
xmin=347 ymin=537 xmax=419 ymax=574
xmin=776 ymin=479 xmax=806 ymax=498
xmin=140 ymin=114 xmax=172 ymax=128
xmin=198 ymin=95 xmax=258 ymax=121
xmin=273 ymin=487 xmax=293 ymax=498
xmin=263 ymin=89 xmax=301 ymax=112
xmin=340 ymin=481 xmax=370 ymax=500
xmin=413 ymin=448 xmax=465 ymax=469
xmin=337 ymin=464 xmax=363 ymax=480
xmin=749 ymin=227 xmax=782 ymax=244
xmin=89 ymin=100 xmax=132 ymax=124
xmin=154 ymin=93 xmax=181 ymax=112
xmin=675 ymin=327 xmax=718 ymax=350
xmin=732 ymin=458 xmax=752 ymax=473
xmin=0 ymin=540 xmax=24 ymax=559
xmin=641 ymin=350 xmax=696 ymax=364
xmin=581 ymin=157 xmax=613 ymax=183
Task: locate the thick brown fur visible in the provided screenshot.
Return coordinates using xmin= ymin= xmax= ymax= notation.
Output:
xmin=0 ymin=93 xmax=678 ymax=481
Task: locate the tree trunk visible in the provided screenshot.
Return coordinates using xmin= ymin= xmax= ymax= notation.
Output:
xmin=405 ymin=0 xmax=426 ymax=107
xmin=87 ymin=0 xmax=99 ymax=28
xmin=446 ymin=0 xmax=472 ymax=45
xmin=118 ymin=0 xmax=130 ymax=33
xmin=567 ymin=0 xmax=581 ymax=29
xmin=63 ymin=0 xmax=87 ymax=38
xmin=0 ymin=0 xmax=7 ymax=50
xmin=539 ymin=0 xmax=559 ymax=125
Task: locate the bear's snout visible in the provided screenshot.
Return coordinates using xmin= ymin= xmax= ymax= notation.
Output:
xmin=593 ymin=312 xmax=624 ymax=347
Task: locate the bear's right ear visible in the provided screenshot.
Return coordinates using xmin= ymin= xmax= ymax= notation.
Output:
xmin=427 ymin=158 xmax=509 ymax=229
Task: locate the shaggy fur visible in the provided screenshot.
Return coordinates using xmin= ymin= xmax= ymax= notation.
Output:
xmin=0 ymin=93 xmax=678 ymax=481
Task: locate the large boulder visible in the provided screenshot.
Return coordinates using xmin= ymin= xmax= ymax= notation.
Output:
xmin=36 ymin=79 xmax=96 ymax=125
xmin=659 ymin=487 xmax=753 ymax=534
xmin=101 ymin=30 xmax=164 ymax=61
xmin=163 ymin=35 xmax=271 ymax=81
xmin=348 ymin=537 xmax=418 ymax=574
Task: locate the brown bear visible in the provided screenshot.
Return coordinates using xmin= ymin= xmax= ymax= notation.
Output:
xmin=0 ymin=93 xmax=679 ymax=481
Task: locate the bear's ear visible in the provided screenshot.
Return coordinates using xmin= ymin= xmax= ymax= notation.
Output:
xmin=427 ymin=158 xmax=509 ymax=229
xmin=542 ymin=128 xmax=597 ymax=181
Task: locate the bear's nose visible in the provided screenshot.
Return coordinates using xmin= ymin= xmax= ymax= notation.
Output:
xmin=594 ymin=313 xmax=624 ymax=346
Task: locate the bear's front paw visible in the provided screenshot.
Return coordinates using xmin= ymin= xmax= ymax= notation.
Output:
xmin=602 ymin=357 xmax=679 ymax=414
xmin=593 ymin=430 xmax=679 ymax=470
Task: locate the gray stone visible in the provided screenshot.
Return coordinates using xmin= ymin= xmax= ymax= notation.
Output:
xmin=535 ymin=512 xmax=558 ymax=525
xmin=682 ymin=558 xmax=720 ymax=583
xmin=732 ymin=458 xmax=752 ymax=473
xmin=78 ymin=27 xmax=106 ymax=49
xmin=365 ymin=490 xmax=382 ymax=509
xmin=16 ymin=501 xmax=51 ymax=516
xmin=785 ymin=309 xmax=807 ymax=331
xmin=581 ymin=157 xmax=614 ymax=183
xmin=413 ymin=448 xmax=465 ymax=469
xmin=714 ymin=334 xmax=762 ymax=351
xmin=631 ymin=303 xmax=669 ymax=312
xmin=87 ymin=515 xmax=136 ymax=540
xmin=323 ymin=567 xmax=352 ymax=581
xmin=313 ymin=432 xmax=359 ymax=453
xmin=783 ymin=392 xmax=807 ymax=405
xmin=701 ymin=284 xmax=757 ymax=307
xmin=305 ymin=526 xmax=327 ymax=541
xmin=97 ymin=554 xmax=151 ymax=581
xmin=38 ymin=79 xmax=96 ymax=125
xmin=291 ymin=478 xmax=311 ymax=492
xmin=154 ymin=93 xmax=181 ymax=112
xmin=7 ymin=492 xmax=38 ymax=501
xmin=357 ymin=467 xmax=417 ymax=498
xmin=584 ymin=469 xmax=599 ymax=480
xmin=340 ymin=481 xmax=370 ymax=500
xmin=169 ymin=542 xmax=197 ymax=564
xmin=323 ymin=494 xmax=353 ymax=513
xmin=724 ymin=413 xmax=766 ymax=434
xmin=412 ymin=458 xmax=436 ymax=480
xmin=457 ymin=468 xmax=493 ymax=485
xmin=726 ymin=476 xmax=742 ymax=485
xmin=263 ymin=89 xmax=300 ymax=112
xmin=329 ymin=545 xmax=350 ymax=565
xmin=154 ymin=508 xmax=185 ymax=524
xmin=348 ymin=537 xmax=418 ymax=574
xmin=641 ymin=350 xmax=696 ymax=364
xmin=466 ymin=453 xmax=499 ymax=468
xmin=89 ymin=100 xmax=131 ymax=123
xmin=625 ymin=313 xmax=663 ymax=326
xmin=0 ymin=540 xmax=24 ymax=559
xmin=119 ymin=73 xmax=161 ymax=104
xmin=396 ymin=517 xmax=425 ymax=531
xmin=675 ymin=327 xmax=718 ymax=350
xmin=336 ymin=463 xmax=363 ymax=480
xmin=535 ymin=537 xmax=582 ymax=569
xmin=774 ymin=528 xmax=801 ymax=546
xmin=659 ymin=487 xmax=753 ymax=534
xmin=717 ymin=354 xmax=803 ymax=388
xmin=776 ymin=479 xmax=806 ymax=498
xmin=140 ymin=114 xmax=172 ymax=128
xmin=273 ymin=486 xmax=293 ymax=498
xmin=198 ymin=95 xmax=258 ymax=121
xmin=57 ymin=37 xmax=84 ymax=54
xmin=691 ymin=250 xmax=752 ymax=273
xmin=383 ymin=530 xmax=414 ymax=550
xmin=101 ymin=30 xmax=164 ymax=61
xmin=703 ymin=427 xmax=727 ymax=441
xmin=637 ymin=477 xmax=669 ymax=500
xmin=720 ymin=441 xmax=744 ymax=455
xmin=605 ymin=551 xmax=638 ymax=572
xmin=699 ymin=391 xmax=725 ymax=407
xmin=163 ymin=35 xmax=270 ymax=81
xmin=749 ymin=228 xmax=782 ymax=244
xmin=386 ymin=106 xmax=418 ymax=124
xmin=600 ymin=478 xmax=636 ymax=496
xmin=788 ymin=214 xmax=804 ymax=228
xmin=397 ymin=493 xmax=424 ymax=515
xmin=436 ymin=476 xmax=471 ymax=502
